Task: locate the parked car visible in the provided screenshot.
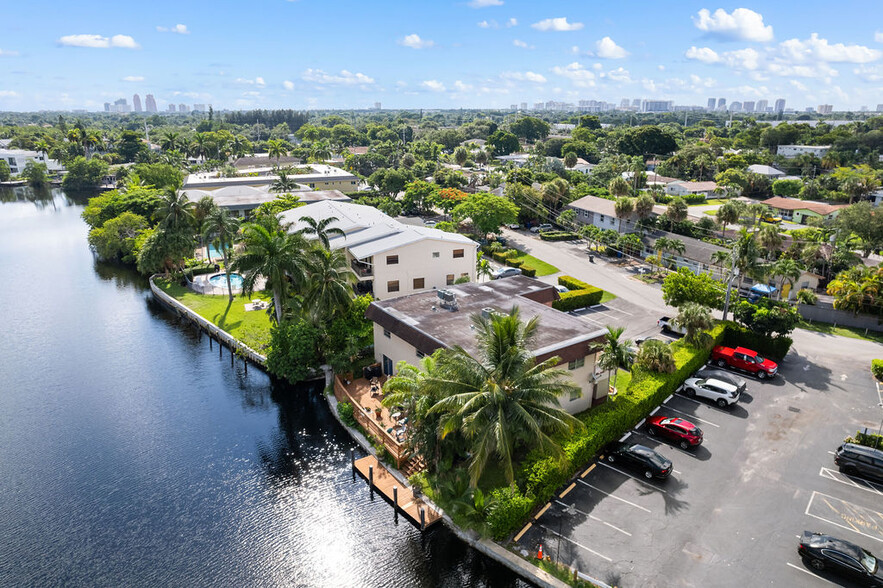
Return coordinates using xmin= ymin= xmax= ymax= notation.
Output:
xmin=834 ymin=443 xmax=883 ymax=482
xmin=554 ymin=285 xmax=569 ymax=294
xmin=798 ymin=531 xmax=883 ymax=586
xmin=711 ymin=345 xmax=778 ymax=379
xmin=530 ymin=223 xmax=553 ymax=233
xmin=605 ymin=442 xmax=673 ymax=479
xmin=657 ymin=316 xmax=687 ymax=336
xmin=423 ymin=219 xmax=437 ymax=227
xmin=506 ymin=223 xmax=520 ymax=230
xmin=646 ymin=416 xmax=703 ymax=450
xmin=494 ymin=236 xmax=508 ymax=246
xmin=762 ymin=214 xmax=783 ymax=224
xmin=694 ymin=365 xmax=747 ymax=394
xmin=491 ymin=267 xmax=522 ymax=280
xmin=682 ymin=377 xmax=741 ymax=408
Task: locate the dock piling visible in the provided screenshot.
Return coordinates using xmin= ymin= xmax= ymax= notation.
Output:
xmin=368 ymin=464 xmax=374 ymax=497
xmin=420 ymin=507 xmax=425 ymax=531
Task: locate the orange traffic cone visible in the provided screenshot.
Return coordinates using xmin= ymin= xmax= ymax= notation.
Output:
xmin=537 ymin=544 xmax=544 ymax=560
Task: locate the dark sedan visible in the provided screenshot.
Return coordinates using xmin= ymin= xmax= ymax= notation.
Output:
xmin=605 ymin=442 xmax=672 ymax=479
xmin=798 ymin=531 xmax=883 ymax=586
xmin=646 ymin=415 xmax=703 ymax=450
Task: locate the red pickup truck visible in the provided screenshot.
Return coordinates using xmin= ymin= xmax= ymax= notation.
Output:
xmin=711 ymin=346 xmax=778 ymax=379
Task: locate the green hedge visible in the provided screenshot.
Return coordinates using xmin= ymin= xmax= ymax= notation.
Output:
xmin=873 ymin=359 xmax=883 ymax=382
xmin=655 ymin=193 xmax=707 ymax=205
xmin=846 ymin=429 xmax=883 ymax=450
xmin=505 ymin=258 xmax=524 ymax=269
xmin=558 ymin=275 xmax=590 ymax=290
xmin=486 ymin=486 xmax=535 ymax=540
xmin=539 ymin=231 xmax=579 ymax=241
xmin=552 ymin=287 xmax=603 ymax=311
xmin=337 ymin=401 xmax=357 ymax=427
xmin=520 ymin=267 xmax=537 ymax=278
xmin=720 ymin=321 xmax=793 ymax=361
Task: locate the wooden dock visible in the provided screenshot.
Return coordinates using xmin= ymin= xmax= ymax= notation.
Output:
xmin=353 ymin=455 xmax=442 ymax=530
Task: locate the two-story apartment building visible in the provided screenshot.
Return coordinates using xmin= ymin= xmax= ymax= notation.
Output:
xmin=282 ymin=201 xmax=478 ymax=300
xmin=777 ymin=145 xmax=831 ymax=159
xmin=183 ymin=186 xmax=351 ymax=218
xmin=365 ymin=276 xmax=609 ymax=413
xmin=182 ymin=163 xmax=359 ymax=193
xmin=0 ymin=148 xmax=65 ymax=176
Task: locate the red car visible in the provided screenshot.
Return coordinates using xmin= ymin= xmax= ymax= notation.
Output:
xmin=646 ymin=416 xmax=703 ymax=449
xmin=711 ymin=346 xmax=778 ymax=379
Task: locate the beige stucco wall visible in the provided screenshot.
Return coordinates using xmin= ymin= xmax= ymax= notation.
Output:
xmin=370 ymin=239 xmax=477 ymax=300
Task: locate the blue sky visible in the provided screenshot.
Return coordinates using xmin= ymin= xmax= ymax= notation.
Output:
xmin=1 ymin=1 xmax=882 ymax=112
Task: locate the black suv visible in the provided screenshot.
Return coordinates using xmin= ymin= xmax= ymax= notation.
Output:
xmin=835 ymin=443 xmax=883 ymax=482
xmin=798 ymin=531 xmax=883 ymax=586
xmin=605 ymin=442 xmax=672 ymax=479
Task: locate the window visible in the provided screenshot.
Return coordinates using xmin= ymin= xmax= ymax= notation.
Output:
xmin=416 ymin=350 xmax=425 ymax=358
xmin=569 ymin=388 xmax=582 ymax=401
xmin=453 ymin=249 xmax=465 ymax=259
xmin=599 ymin=215 xmax=605 ymax=221
xmin=387 ymin=280 xmax=399 ymax=293
xmin=386 ymin=255 xmax=399 ymax=265
xmin=383 ymin=329 xmax=391 ymax=338
xmin=432 ymin=252 xmax=440 ymax=258
xmin=568 ymin=358 xmax=585 ymax=370
xmin=446 ymin=274 xmax=455 ymax=285
xmin=413 ymin=277 xmax=425 ymax=289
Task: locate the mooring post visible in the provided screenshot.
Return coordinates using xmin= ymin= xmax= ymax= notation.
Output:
xmin=209 ymin=334 xmax=212 ymax=350
xmin=219 ymin=336 xmax=222 ymax=358
xmin=368 ymin=464 xmax=373 ymax=488
xmin=231 ymin=349 xmax=234 ymax=367
xmin=350 ymin=449 xmax=355 ymax=481
xmin=393 ymin=486 xmax=398 ymax=509
xmin=420 ymin=507 xmax=425 ymax=531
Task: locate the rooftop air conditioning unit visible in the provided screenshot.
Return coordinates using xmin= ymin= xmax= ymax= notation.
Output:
xmin=481 ymin=307 xmax=496 ymax=319
xmin=437 ymin=289 xmax=458 ymax=310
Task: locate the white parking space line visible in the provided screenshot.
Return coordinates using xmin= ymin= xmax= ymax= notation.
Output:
xmin=819 ymin=467 xmax=883 ymax=496
xmin=576 ymin=479 xmax=652 ymax=513
xmin=539 ymin=525 xmax=613 ymax=562
xmin=553 ymin=500 xmax=632 ymax=537
xmin=629 ymin=430 xmax=701 ymax=459
xmin=598 ymin=462 xmax=669 ymax=493
xmin=804 ymin=491 xmax=883 ymax=543
xmin=671 ymin=393 xmax=735 ymax=415
xmin=785 ymin=563 xmax=838 ymax=586
xmin=650 ymin=407 xmax=660 ymax=416
xmin=619 ymin=433 xmax=631 ymax=442
xmin=658 ymin=405 xmax=721 ymax=428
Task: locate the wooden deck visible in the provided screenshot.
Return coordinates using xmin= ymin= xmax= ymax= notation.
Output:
xmin=354 ymin=455 xmax=441 ymax=530
xmin=334 ymin=375 xmax=412 ymax=467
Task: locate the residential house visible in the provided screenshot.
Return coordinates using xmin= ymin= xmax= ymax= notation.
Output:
xmin=495 ymin=153 xmax=532 ymax=167
xmin=763 ymin=196 xmax=846 ymax=224
xmin=281 ymin=200 xmax=477 ymax=300
xmin=639 ymin=231 xmax=730 ymax=278
xmin=182 ymin=186 xmax=351 ymax=218
xmin=0 ymin=148 xmax=65 ymax=176
xmin=664 ymin=181 xmax=719 ymax=198
xmin=183 ymin=163 xmax=359 ymax=193
xmin=777 ymin=145 xmax=831 ymax=159
xmin=365 ymin=276 xmax=609 ymax=413
xmin=747 ymin=164 xmax=786 ymax=178
xmin=571 ymin=158 xmax=595 ymax=176
xmin=567 ymin=195 xmax=667 ymax=233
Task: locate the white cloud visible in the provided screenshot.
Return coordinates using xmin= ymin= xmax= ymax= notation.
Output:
xmin=501 ymin=71 xmax=547 ymax=83
xmin=0 ymin=90 xmax=19 ymax=98
xmin=605 ymin=67 xmax=631 ymax=82
xmin=302 ymin=69 xmax=375 ymax=85
xmin=689 ymin=74 xmax=716 ymax=87
xmin=506 ymin=18 xmax=517 ymax=27
xmin=693 ymin=8 xmax=773 ymax=42
xmin=766 ymin=61 xmax=838 ymax=79
xmin=242 ymin=91 xmax=261 ymax=97
xmin=513 ymin=39 xmax=533 ymax=49
xmin=400 ymin=34 xmax=434 ymax=49
xmin=723 ymin=47 xmax=760 ymax=69
xmin=477 ymin=20 xmax=495 ymax=29
xmin=156 ymin=24 xmax=189 ymax=34
xmin=453 ymin=80 xmax=473 ymax=92
xmin=122 ymin=75 xmax=144 ymax=82
xmin=234 ymin=77 xmax=265 ymax=87
xmin=0 ymin=49 xmax=19 ymax=57
xmin=790 ymin=80 xmax=809 ymax=91
xmin=421 ymin=80 xmax=446 ymax=92
xmin=282 ymin=80 xmax=295 ymax=90
xmin=853 ymin=64 xmax=883 ymax=82
xmin=595 ymin=37 xmax=628 ymax=59
xmin=658 ymin=65 xmax=665 ymax=71
xmin=685 ymin=46 xmax=720 ymax=64
xmin=779 ymin=33 xmax=881 ymax=63
xmin=551 ymin=62 xmax=595 ymax=87
xmin=641 ymin=78 xmax=657 ymax=92
xmin=876 ymin=31 xmax=883 ymax=43
xmin=468 ymin=0 xmax=503 ymax=7
xmin=531 ymin=17 xmax=583 ymax=32
xmin=57 ymin=34 xmax=139 ymax=49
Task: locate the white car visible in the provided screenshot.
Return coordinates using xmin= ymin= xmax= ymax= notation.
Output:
xmin=682 ymin=377 xmax=741 ymax=408
xmin=554 ymin=285 xmax=569 ymax=293
xmin=423 ymin=220 xmax=437 ymax=227
xmin=506 ymin=223 xmax=520 ymax=230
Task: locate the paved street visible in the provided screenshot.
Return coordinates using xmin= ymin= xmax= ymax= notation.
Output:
xmin=514 ymin=330 xmax=883 ymax=588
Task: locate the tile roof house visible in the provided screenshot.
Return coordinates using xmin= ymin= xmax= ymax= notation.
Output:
xmin=763 ymin=196 xmax=846 ymax=224
xmin=365 ymin=276 xmax=610 ymax=413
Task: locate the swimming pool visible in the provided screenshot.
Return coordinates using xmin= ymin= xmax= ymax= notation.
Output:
xmin=208 ymin=273 xmax=244 ymax=289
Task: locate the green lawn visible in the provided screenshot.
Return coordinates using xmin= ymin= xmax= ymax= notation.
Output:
xmin=703 ymin=210 xmax=717 ymax=217
xmin=612 ymin=368 xmax=631 ymax=394
xmin=155 ymin=279 xmax=273 ymax=352
xmin=600 ymin=290 xmax=617 ymax=303
xmin=797 ymin=320 xmax=883 ymax=345
xmin=510 ymin=252 xmax=559 ymax=276
xmin=689 ymin=198 xmax=729 ymax=207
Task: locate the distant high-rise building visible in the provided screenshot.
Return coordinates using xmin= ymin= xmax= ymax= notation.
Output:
xmin=104 ymin=102 xmax=111 ymax=112
xmin=374 ymin=102 xmax=381 ymax=110
xmin=755 ymin=99 xmax=768 ymax=113
xmin=632 ymin=98 xmax=641 ymax=108
xmin=193 ymin=104 xmax=206 ymax=112
xmin=805 ymin=107 xmax=816 ymax=113
xmin=817 ymin=104 xmax=833 ymax=114
xmin=877 ymin=104 xmax=883 ymax=112
xmin=132 ymin=94 xmax=142 ymax=112
xmin=707 ymin=98 xmax=716 ymax=111
xmin=620 ymin=98 xmax=630 ymax=108
xmin=145 ymin=94 xmax=157 ymax=113
xmin=178 ymin=103 xmax=189 ymax=113
xmin=520 ymin=102 xmax=527 ymax=111
xmin=717 ymin=98 xmax=726 ymax=111
xmin=641 ymin=99 xmax=673 ymax=113
xmin=774 ymin=98 xmax=786 ymax=113
xmin=729 ymin=101 xmax=742 ymax=112
xmin=533 ymin=102 xmax=544 ymax=110
xmin=742 ymin=101 xmax=755 ymax=113
xmin=168 ymin=104 xmax=176 ymax=112
xmin=510 ymin=104 xmax=517 ymax=110
xmin=860 ymin=106 xmax=869 ymax=112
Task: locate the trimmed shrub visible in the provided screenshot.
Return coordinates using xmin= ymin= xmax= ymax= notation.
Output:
xmin=558 ymin=275 xmax=590 ymax=290
xmin=720 ymin=321 xmax=792 ymax=361
xmin=520 ymin=267 xmax=537 ymax=277
xmin=797 ymin=289 xmax=818 ymax=305
xmin=873 ymin=359 xmax=883 ymax=382
xmin=491 ymin=251 xmax=508 ymax=263
xmin=552 ymin=287 xmax=603 ymax=311
xmin=846 ymin=429 xmax=883 ymax=449
xmin=486 ymin=486 xmax=534 ymax=540
xmin=503 ymin=248 xmax=520 ymax=259
xmin=504 ymin=258 xmax=524 ymax=269
xmin=539 ymin=231 xmax=579 ymax=242
xmin=337 ymin=401 xmax=357 ymax=427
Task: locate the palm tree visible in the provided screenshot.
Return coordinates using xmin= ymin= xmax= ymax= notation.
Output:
xmin=542 ymin=178 xmax=570 ymax=211
xmin=34 ymin=138 xmax=52 ymax=160
xmin=453 ymin=146 xmax=468 ymax=167
xmin=231 ymin=135 xmax=250 ymax=161
xmin=309 ymin=142 xmax=331 ymax=163
xmin=732 ymin=229 xmax=760 ymax=292
xmin=634 ymin=194 xmax=655 ymax=223
xmin=476 ymin=254 xmax=494 ymax=282
xmin=232 ymin=223 xmax=308 ymax=324
xmin=634 ymin=339 xmax=675 ymax=373
xmin=297 ymin=215 xmax=344 ymax=249
xmin=744 ymin=203 xmax=768 ymax=233
xmin=598 ymin=325 xmax=634 ymax=394
xmin=614 ymin=196 xmax=635 ymax=233
xmin=428 ymin=308 xmax=582 ymax=486
xmin=711 ymin=249 xmax=731 ymax=278
xmin=161 ymin=131 xmax=180 ymax=152
xmin=608 ymin=176 xmax=631 ymax=198
xmin=666 ymin=197 xmax=688 ymax=230
xmin=190 ymin=133 xmax=209 ymax=161
xmin=771 ymin=258 xmax=802 ymax=301
xmin=474 ymin=150 xmax=488 ymax=169
xmin=564 ymin=152 xmax=577 ymax=169
xmin=757 ymin=223 xmax=783 ymax=260
xmin=271 ymin=172 xmax=298 ymax=193
xmin=715 ymin=200 xmax=743 ymax=240
xmin=303 ymin=247 xmax=355 ymax=322
xmin=202 ymin=208 xmax=241 ymax=300
xmin=157 ymin=190 xmax=195 ymax=231
xmin=675 ymin=302 xmax=714 ymax=348
xmin=654 ymin=236 xmax=684 ymax=268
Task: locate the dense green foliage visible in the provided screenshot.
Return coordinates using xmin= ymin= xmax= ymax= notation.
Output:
xmin=62 ymin=156 xmax=108 ymax=191
xmin=662 ymin=268 xmax=726 ymax=309
xmin=872 ymin=359 xmax=883 ymax=382
xmin=266 ymin=319 xmax=322 ymax=382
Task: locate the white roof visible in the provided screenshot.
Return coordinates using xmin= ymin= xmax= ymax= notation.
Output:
xmin=747 ymin=164 xmax=785 ymax=177
xmin=281 ymin=201 xmax=476 ymax=260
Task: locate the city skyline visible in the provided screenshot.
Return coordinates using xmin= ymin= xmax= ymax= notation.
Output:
xmin=1 ymin=1 xmax=881 ymax=111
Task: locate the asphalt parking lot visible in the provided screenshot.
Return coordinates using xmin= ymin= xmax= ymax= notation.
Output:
xmin=514 ymin=354 xmax=883 ymax=588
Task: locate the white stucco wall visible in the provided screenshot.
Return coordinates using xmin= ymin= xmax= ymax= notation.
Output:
xmin=371 ymin=239 xmax=477 ymax=300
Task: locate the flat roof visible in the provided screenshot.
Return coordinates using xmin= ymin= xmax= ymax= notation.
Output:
xmin=367 ymin=277 xmax=606 ymax=362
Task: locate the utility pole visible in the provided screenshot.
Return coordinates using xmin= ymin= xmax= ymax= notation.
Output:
xmin=721 ymin=253 xmax=739 ymax=321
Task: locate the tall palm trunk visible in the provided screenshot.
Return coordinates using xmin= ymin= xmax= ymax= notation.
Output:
xmin=273 ymin=287 xmax=284 ymax=324
xmin=222 ymin=249 xmax=233 ymax=301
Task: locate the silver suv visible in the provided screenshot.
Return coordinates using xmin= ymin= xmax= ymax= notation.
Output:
xmin=834 ymin=443 xmax=883 ymax=482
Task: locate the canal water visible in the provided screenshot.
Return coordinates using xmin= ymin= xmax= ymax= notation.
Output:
xmin=0 ymin=188 xmax=531 ymax=587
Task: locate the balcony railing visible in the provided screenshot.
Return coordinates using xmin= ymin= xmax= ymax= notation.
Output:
xmin=351 ymin=260 xmax=373 ymax=277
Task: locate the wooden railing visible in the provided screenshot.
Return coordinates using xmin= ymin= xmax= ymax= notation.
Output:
xmin=334 ymin=376 xmax=410 ymax=467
